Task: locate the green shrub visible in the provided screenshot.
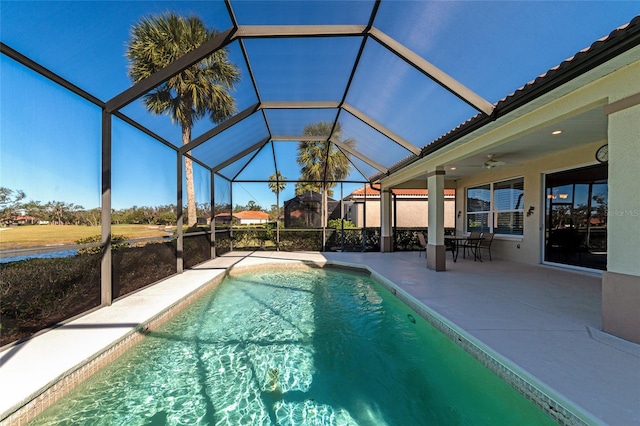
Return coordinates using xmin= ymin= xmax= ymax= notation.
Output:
xmin=183 ymin=233 xmax=211 ymax=268
xmin=279 ymin=230 xmax=323 ymax=251
xmin=231 ymin=228 xmax=274 ymax=249
xmin=0 ymin=255 xmax=101 ymax=345
xmin=327 ymin=218 xmax=355 ymax=229
xmin=75 ymin=234 xmax=129 ymax=255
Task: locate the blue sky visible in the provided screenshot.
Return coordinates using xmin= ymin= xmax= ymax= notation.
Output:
xmin=1 ymin=1 xmax=638 ymax=211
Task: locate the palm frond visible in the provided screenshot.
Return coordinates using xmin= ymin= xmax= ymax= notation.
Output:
xmin=126 ymin=12 xmax=241 ymax=131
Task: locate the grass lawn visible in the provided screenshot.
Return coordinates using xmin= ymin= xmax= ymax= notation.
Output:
xmin=0 ymin=224 xmax=173 ymax=250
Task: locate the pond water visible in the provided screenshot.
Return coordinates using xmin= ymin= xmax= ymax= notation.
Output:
xmin=0 ymin=249 xmax=77 ymax=263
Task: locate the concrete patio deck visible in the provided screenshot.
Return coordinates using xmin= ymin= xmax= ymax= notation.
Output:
xmin=320 ymin=251 xmax=640 ymax=425
xmin=1 ymin=251 xmax=638 ymax=425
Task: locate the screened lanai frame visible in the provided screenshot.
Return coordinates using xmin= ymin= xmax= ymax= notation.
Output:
xmin=6 ymin=2 xmax=638 ymax=310
xmin=1 ymin=0 xmax=503 ymax=304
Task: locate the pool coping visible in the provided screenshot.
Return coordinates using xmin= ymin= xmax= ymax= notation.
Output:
xmin=0 ymin=268 xmax=229 ymax=424
xmin=0 ymin=255 xmax=602 ymax=425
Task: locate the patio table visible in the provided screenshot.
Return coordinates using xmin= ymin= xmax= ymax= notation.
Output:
xmin=445 ymin=235 xmax=483 ymax=262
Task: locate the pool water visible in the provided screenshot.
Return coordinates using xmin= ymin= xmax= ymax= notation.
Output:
xmin=31 ymin=268 xmax=556 ymax=425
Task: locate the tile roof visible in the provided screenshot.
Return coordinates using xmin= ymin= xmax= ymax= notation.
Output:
xmin=234 ymin=211 xmax=269 ymax=220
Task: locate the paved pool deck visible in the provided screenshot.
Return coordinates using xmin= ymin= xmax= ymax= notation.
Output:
xmin=1 ymin=251 xmax=638 ymax=425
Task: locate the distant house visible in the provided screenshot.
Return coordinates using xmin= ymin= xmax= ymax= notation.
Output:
xmin=214 ymin=211 xmax=270 ymax=226
xmin=234 ymin=211 xmax=270 ymax=225
xmin=14 ymin=215 xmax=37 ymax=225
xmin=214 ymin=212 xmax=236 ymax=225
xmin=344 ymin=187 xmax=456 ymax=228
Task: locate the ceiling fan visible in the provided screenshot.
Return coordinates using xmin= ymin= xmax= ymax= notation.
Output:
xmin=483 ymin=154 xmax=506 ymax=169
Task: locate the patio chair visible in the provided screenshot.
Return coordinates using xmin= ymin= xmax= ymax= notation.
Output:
xmin=462 ymin=232 xmax=482 ymax=259
xmin=476 ymin=232 xmax=495 ymax=261
xmin=416 ymin=232 xmax=427 ymax=257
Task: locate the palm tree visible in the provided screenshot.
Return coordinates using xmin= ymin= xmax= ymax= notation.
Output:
xmin=268 ymin=171 xmax=286 ymax=248
xmin=297 ymin=121 xmax=353 ymax=227
xmin=268 ymin=171 xmax=286 ymax=215
xmin=126 ymin=13 xmax=240 ymax=226
xmin=294 ymin=181 xmax=322 ymax=197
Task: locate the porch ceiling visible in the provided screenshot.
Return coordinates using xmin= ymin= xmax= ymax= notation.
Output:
xmin=430 ymin=105 xmax=609 ymax=182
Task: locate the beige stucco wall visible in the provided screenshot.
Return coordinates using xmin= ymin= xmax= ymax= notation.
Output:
xmin=602 ymin=93 xmax=640 ymax=343
xmin=396 ymin=200 xmax=427 ymax=227
xmin=456 ymin=141 xmax=606 ymax=264
xmin=607 ymin=103 xmax=640 ymax=276
xmin=350 ymin=199 xmax=455 ymax=228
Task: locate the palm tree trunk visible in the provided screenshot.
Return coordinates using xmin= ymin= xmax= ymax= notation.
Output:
xmin=182 ymin=125 xmax=197 ymax=227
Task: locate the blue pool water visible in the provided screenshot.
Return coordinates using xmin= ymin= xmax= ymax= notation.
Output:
xmin=31 ymin=268 xmax=555 ymax=425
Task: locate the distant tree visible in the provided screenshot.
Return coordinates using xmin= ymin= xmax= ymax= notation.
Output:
xmin=297 ymin=121 xmax=353 ymax=226
xmin=269 ymin=171 xmax=286 ymax=215
xmin=295 ymin=182 xmax=321 ymax=196
xmin=44 ymin=201 xmax=83 ymax=225
xmin=126 ymin=13 xmax=240 ymax=227
xmin=269 ymin=171 xmax=286 ymax=247
xmin=245 ymin=200 xmax=262 ymax=211
xmin=232 ymin=203 xmax=262 ymax=213
xmin=268 ymin=204 xmax=280 ymax=221
xmin=78 ymin=208 xmax=102 ymax=227
xmin=0 ymin=187 xmax=26 ymax=224
xmin=22 ymin=200 xmax=46 ymax=222
xmin=197 ymin=202 xmax=211 ymax=221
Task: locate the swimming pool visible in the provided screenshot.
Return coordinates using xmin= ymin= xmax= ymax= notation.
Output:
xmin=30 ymin=267 xmax=557 ymax=425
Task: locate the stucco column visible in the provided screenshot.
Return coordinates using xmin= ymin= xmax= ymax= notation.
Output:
xmin=602 ymin=96 xmax=640 ymax=343
xmin=427 ymin=168 xmax=446 ymax=271
xmin=380 ymin=187 xmax=393 ymax=252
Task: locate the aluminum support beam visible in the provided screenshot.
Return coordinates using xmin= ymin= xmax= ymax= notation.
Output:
xmin=180 ymin=103 xmax=260 ymax=154
xmin=260 ymin=101 xmax=341 ymax=109
xmin=106 ymin=28 xmax=236 ymax=112
xmin=271 ymin=135 xmax=331 ymax=141
xmin=329 ymin=137 xmax=387 ymax=173
xmin=1 ymin=42 xmax=104 ymax=107
xmin=210 ymin=170 xmax=216 ymax=259
xmin=100 ymin=110 xmax=112 ymax=306
xmin=236 ymin=25 xmax=366 ymax=38
xmin=368 ymin=28 xmax=495 ymax=116
xmin=176 ymin=152 xmax=184 ymax=273
xmin=112 ymin=111 xmax=179 ymax=152
xmin=342 ymin=103 xmax=421 ymax=155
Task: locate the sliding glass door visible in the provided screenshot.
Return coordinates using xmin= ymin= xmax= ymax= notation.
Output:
xmin=544 ymin=164 xmax=607 ymax=270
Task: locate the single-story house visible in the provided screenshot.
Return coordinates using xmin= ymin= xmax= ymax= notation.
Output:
xmin=344 ymin=186 xmax=456 ymax=228
xmin=234 ymin=210 xmax=270 ymax=225
xmin=215 ymin=211 xmax=270 ymax=225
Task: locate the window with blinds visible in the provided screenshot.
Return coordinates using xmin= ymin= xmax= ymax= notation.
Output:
xmin=466 ymin=177 xmax=524 ymax=235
